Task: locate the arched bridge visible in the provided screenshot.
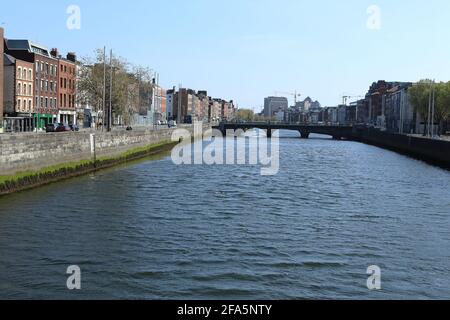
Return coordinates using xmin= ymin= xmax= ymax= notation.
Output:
xmin=214 ymin=122 xmax=354 ymax=140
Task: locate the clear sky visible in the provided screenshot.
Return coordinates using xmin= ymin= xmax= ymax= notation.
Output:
xmin=2 ymin=0 xmax=450 ymax=110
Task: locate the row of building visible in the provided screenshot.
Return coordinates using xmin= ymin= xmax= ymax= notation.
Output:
xmin=263 ymin=96 xmax=322 ymax=123
xmin=0 ymin=27 xmax=236 ymax=133
xmin=166 ymin=88 xmax=235 ymax=124
xmin=320 ymin=81 xmax=419 ymax=134
xmin=0 ymin=28 xmax=77 ymax=133
xmin=262 ymin=81 xmax=431 ymax=135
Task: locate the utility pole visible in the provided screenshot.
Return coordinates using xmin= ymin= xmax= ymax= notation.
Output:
xmin=428 ymin=81 xmax=432 ymax=137
xmin=108 ymin=49 xmax=113 ymax=132
xmin=177 ymin=83 xmax=182 ymax=124
xmin=431 ymin=79 xmax=436 ymax=138
xmin=102 ymin=46 xmax=106 ymax=132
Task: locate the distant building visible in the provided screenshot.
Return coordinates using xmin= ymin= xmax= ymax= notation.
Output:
xmin=383 ymin=83 xmax=417 ymax=134
xmin=263 ymin=96 xmax=288 ymax=118
xmin=166 ymin=88 xmax=175 ymax=120
xmin=152 ymin=83 xmax=166 ymax=123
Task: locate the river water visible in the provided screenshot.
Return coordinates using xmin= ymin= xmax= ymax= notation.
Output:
xmin=0 ymin=131 xmax=449 ymax=299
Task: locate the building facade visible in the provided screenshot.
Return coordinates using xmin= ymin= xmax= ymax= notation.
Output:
xmin=55 ymin=50 xmax=77 ymax=124
xmin=263 ymin=96 xmax=288 ymax=118
xmin=0 ymin=27 xmax=4 ymax=132
xmin=3 ymin=54 xmax=35 ymax=131
xmin=383 ymin=83 xmax=416 ymax=134
xmin=5 ymin=39 xmax=59 ymax=128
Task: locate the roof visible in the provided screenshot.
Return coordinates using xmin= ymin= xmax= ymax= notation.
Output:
xmin=3 ymin=53 xmax=15 ymax=66
xmin=5 ymin=39 xmax=51 ymax=57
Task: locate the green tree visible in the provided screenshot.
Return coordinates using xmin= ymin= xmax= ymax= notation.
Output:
xmin=77 ymin=49 xmax=155 ymax=126
xmin=236 ymin=109 xmax=255 ymax=121
xmin=435 ymin=82 xmax=450 ymax=134
xmin=409 ymin=79 xmax=433 ymax=134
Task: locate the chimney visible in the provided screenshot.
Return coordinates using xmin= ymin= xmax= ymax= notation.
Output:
xmin=67 ymin=52 xmax=77 ymax=62
xmin=50 ymin=48 xmax=59 ymax=58
xmin=0 ymin=27 xmax=4 ymax=128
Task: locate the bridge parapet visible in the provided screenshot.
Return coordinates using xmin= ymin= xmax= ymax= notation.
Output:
xmin=213 ymin=122 xmax=354 ymax=139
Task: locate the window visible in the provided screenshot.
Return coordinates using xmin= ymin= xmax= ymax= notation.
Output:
xmin=23 ymin=69 xmax=27 ymax=80
xmin=64 ymin=78 xmax=67 ymax=89
xmin=35 ymin=62 xmax=39 ymax=72
xmin=23 ymin=84 xmax=27 ymax=95
xmin=17 ymin=99 xmax=21 ymax=108
xmin=29 ymin=84 xmax=32 ymax=96
xmin=17 ymin=67 xmax=22 ymax=79
xmin=17 ymin=83 xmax=21 ymax=94
xmin=29 ymin=69 xmax=32 ymax=80
xmin=29 ymin=100 xmax=32 ymax=110
xmin=60 ymin=78 xmax=63 ymax=88
xmin=45 ymin=97 xmax=48 ymax=108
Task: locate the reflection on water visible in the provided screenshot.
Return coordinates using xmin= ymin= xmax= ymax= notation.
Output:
xmin=0 ymin=131 xmax=450 ymax=299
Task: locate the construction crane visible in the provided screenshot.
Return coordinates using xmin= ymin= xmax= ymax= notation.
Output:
xmin=342 ymin=95 xmax=364 ymax=105
xmin=275 ymin=91 xmax=302 ymax=106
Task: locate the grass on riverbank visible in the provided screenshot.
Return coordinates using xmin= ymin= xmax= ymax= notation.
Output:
xmin=0 ymin=140 xmax=175 ymax=195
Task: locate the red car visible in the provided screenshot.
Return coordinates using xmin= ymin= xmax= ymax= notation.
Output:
xmin=55 ymin=123 xmax=72 ymax=132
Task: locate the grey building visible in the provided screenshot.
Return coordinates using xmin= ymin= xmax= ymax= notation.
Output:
xmin=383 ymin=83 xmax=416 ymax=134
xmin=263 ymin=96 xmax=288 ymax=118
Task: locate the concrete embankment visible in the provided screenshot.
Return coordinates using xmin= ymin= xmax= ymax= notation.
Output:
xmin=0 ymin=125 xmax=208 ymax=195
xmin=351 ymin=127 xmax=450 ymax=169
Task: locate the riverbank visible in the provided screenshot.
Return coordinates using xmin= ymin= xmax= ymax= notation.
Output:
xmin=0 ymin=141 xmax=177 ymax=196
xmin=0 ymin=125 xmax=209 ymax=195
xmin=351 ymin=127 xmax=450 ymax=169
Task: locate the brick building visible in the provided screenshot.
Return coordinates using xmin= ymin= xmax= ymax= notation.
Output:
xmin=5 ymin=39 xmax=59 ymax=128
xmin=53 ymin=49 xmax=77 ymax=124
xmin=0 ymin=27 xmax=4 ymax=132
xmin=2 ymin=54 xmax=34 ymax=131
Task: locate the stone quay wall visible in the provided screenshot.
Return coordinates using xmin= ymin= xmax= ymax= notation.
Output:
xmin=0 ymin=126 xmax=206 ymax=176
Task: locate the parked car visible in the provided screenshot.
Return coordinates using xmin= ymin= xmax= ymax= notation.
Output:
xmin=46 ymin=123 xmax=59 ymax=133
xmin=168 ymin=120 xmax=177 ymax=128
xmin=55 ymin=123 xmax=71 ymax=132
xmin=69 ymin=124 xmax=80 ymax=132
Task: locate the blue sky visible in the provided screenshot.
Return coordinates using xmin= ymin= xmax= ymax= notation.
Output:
xmin=2 ymin=0 xmax=450 ymax=110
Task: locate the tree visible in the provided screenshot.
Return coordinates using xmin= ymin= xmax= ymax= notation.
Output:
xmin=236 ymin=109 xmax=255 ymax=121
xmin=409 ymin=79 xmax=433 ymax=134
xmin=77 ymin=49 xmax=155 ymax=126
xmin=435 ymin=82 xmax=450 ymax=134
